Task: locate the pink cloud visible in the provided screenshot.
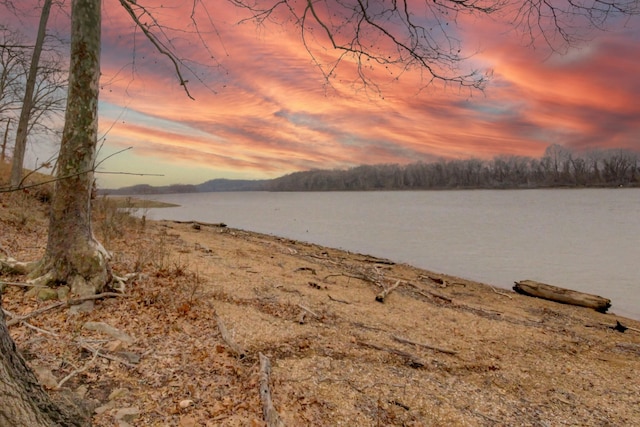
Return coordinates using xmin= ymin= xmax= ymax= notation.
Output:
xmin=4 ymin=1 xmax=639 ymax=185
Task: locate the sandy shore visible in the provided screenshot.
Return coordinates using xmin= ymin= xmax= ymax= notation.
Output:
xmin=2 ymin=194 xmax=640 ymax=426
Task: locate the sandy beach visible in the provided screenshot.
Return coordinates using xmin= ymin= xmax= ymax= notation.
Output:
xmin=2 ymin=192 xmax=640 ymax=426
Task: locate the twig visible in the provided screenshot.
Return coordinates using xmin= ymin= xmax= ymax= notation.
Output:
xmin=215 ymin=313 xmax=246 ymax=359
xmin=258 ymin=353 xmax=286 ymax=427
xmin=55 ymin=351 xmax=98 ymax=390
xmin=357 ymin=340 xmax=427 ymax=369
xmin=76 ymin=341 xmax=138 ymax=369
xmin=391 ymin=334 xmax=458 ymax=355
xmin=6 ymin=301 xmax=65 ymax=327
xmin=2 ymin=308 xmax=58 ymax=336
xmin=323 ymin=272 xmax=378 ymax=284
xmin=375 ymin=280 xmax=402 ymax=302
xmin=328 ymin=294 xmax=351 ymax=304
xmin=21 ymin=321 xmax=60 ymax=337
xmin=297 ymin=304 xmax=320 ymax=319
xmin=417 ymin=290 xmax=452 ymax=303
xmin=491 ymin=286 xmax=513 ymax=299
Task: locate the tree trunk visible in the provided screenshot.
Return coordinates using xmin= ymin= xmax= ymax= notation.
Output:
xmin=0 ymin=300 xmax=87 ymax=426
xmin=30 ymin=0 xmax=110 ymax=300
xmin=1 ymin=117 xmax=10 ymax=163
xmin=9 ymin=0 xmax=52 ymax=188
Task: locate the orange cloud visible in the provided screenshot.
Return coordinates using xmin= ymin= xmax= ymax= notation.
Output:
xmin=4 ymin=1 xmax=638 ymax=186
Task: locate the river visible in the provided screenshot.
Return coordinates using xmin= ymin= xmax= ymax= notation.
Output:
xmin=139 ymin=189 xmax=640 ymax=320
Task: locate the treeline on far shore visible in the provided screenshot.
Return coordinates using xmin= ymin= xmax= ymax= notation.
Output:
xmin=105 ymin=144 xmax=639 ymax=195
xmin=267 ymin=145 xmax=639 ymax=191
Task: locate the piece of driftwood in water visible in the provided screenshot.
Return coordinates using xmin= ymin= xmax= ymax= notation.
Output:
xmin=513 ymin=280 xmax=611 ymax=313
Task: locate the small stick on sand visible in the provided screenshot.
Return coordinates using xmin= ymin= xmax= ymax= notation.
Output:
xmin=214 ymin=314 xmax=246 ymax=359
xmin=391 ymin=334 xmax=458 ymax=355
xmin=376 ymin=280 xmax=402 ymax=303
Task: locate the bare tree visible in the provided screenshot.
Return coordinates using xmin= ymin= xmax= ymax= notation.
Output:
xmin=0 ymin=27 xmax=27 ymax=151
xmin=29 ymin=0 xmax=107 ymax=299
xmin=9 ymin=0 xmax=52 ymax=187
xmin=0 ymin=24 xmax=66 ymax=174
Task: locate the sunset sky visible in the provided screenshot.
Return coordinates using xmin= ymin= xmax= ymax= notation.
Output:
xmin=4 ymin=1 xmax=640 ymax=188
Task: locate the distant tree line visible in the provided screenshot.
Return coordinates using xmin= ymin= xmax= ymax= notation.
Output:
xmin=267 ymin=145 xmax=639 ymax=191
xmin=104 ymin=144 xmax=639 ymax=195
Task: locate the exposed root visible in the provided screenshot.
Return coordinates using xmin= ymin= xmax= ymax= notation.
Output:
xmin=0 ymin=257 xmax=36 ymax=275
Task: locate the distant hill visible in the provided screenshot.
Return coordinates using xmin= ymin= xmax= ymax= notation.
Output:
xmin=197 ymin=178 xmax=269 ymax=192
xmin=102 ymin=179 xmax=268 ymax=195
xmin=101 ymin=145 xmax=639 ymax=195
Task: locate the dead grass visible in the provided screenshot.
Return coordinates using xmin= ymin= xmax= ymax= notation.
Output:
xmin=1 ymin=176 xmax=640 ymax=426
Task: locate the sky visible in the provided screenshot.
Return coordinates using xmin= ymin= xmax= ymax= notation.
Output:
xmin=3 ymin=1 xmax=640 ymax=188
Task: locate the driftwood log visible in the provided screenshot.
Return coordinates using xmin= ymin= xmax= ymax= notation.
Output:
xmin=258 ymin=353 xmax=285 ymax=427
xmin=513 ymin=280 xmax=611 ymax=313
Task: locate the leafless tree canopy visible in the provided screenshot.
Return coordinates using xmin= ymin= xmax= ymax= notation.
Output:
xmin=0 ymin=26 xmax=67 ymax=162
xmin=109 ymin=0 xmax=639 ymax=98
xmin=225 ymin=0 xmax=639 ymax=91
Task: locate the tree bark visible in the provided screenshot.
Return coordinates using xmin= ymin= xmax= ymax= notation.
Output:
xmin=0 ymin=300 xmax=87 ymax=426
xmin=9 ymin=0 xmax=52 ymax=188
xmin=1 ymin=118 xmax=10 ymax=163
xmin=30 ymin=0 xmax=110 ymax=299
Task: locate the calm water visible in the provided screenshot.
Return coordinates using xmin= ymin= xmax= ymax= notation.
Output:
xmin=141 ymin=189 xmax=640 ymax=320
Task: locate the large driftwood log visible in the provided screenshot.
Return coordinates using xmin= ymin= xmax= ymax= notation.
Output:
xmin=513 ymin=280 xmax=611 ymax=313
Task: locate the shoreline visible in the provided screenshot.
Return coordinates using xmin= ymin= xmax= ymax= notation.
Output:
xmin=2 ymin=195 xmax=640 ymax=425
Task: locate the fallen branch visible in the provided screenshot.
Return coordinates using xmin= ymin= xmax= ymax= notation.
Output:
xmin=323 ymin=272 xmax=379 ymax=285
xmin=258 ymin=353 xmax=285 ymax=427
xmin=6 ymin=301 xmax=65 ymax=327
xmin=391 ymin=334 xmax=458 ymax=355
xmin=2 ymin=307 xmax=60 ymax=336
xmin=215 ymin=313 xmax=246 ymax=359
xmin=6 ymin=292 xmax=126 ymax=327
xmin=605 ymin=321 xmax=640 ymax=334
xmin=357 ymin=340 xmax=427 ymax=369
xmin=76 ymin=341 xmax=138 ymax=369
xmin=0 ymin=281 xmax=47 ymax=289
xmin=22 ymin=320 xmax=60 ymax=337
xmin=375 ymin=280 xmax=402 ymax=303
xmin=417 ymin=290 xmax=452 ymax=303
xmin=55 ymin=352 xmax=98 ymax=390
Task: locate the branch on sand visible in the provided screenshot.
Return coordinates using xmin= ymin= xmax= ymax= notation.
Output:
xmin=215 ymin=313 xmax=246 ymax=359
xmin=5 ymin=292 xmax=125 ymax=327
xmin=259 ymin=352 xmax=285 ymax=427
